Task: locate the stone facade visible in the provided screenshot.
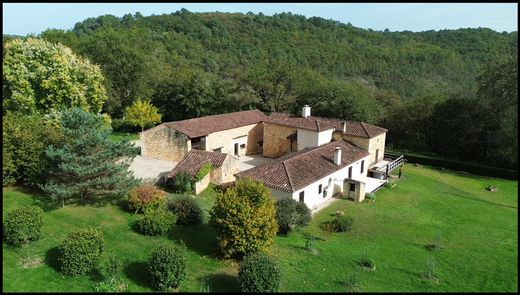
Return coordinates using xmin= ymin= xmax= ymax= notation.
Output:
xmin=210 ymin=155 xmax=240 ymax=184
xmin=263 ymin=123 xmax=297 ymax=158
xmin=205 ymin=123 xmax=264 ymax=156
xmin=140 ymin=125 xmax=191 ymax=162
xmin=333 ymin=132 xmax=386 ymax=166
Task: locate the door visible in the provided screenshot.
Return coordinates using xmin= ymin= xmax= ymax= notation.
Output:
xmin=348 ymin=166 xmax=352 ymax=179
xmin=234 ymin=143 xmax=239 ymax=156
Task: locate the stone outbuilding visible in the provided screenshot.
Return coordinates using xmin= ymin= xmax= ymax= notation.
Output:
xmin=140 ymin=110 xmax=266 ymax=162
xmin=167 ymin=150 xmax=240 ymax=195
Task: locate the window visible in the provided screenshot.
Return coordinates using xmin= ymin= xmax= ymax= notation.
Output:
xmin=213 ymin=147 xmax=223 ymax=153
xmin=375 ymin=149 xmax=379 ymax=162
xmin=299 ymin=191 xmax=305 ymax=203
xmin=348 ymin=167 xmax=352 ymax=179
xmin=240 ymin=144 xmax=246 ymax=149
xmin=350 ymin=183 xmax=356 ymax=192
xmin=360 ymin=160 xmax=365 ymax=174
xmin=318 ymin=184 xmax=322 ymax=194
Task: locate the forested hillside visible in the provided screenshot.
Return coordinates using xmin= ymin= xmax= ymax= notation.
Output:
xmin=6 ymin=9 xmax=518 ymax=168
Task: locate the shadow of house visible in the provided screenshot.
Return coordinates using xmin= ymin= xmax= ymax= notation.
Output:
xmin=124 ymin=261 xmax=151 ymax=289
xmin=169 ymin=224 xmax=218 ymax=258
xmin=205 ymin=273 xmax=240 ymax=293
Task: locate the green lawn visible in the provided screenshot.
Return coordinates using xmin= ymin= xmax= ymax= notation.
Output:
xmin=108 ymin=132 xmax=139 ymax=142
xmin=2 ymin=166 xmax=518 ymax=292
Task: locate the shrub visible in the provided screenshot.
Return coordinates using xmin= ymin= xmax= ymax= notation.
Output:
xmin=136 ymin=209 xmax=176 ymax=236
xmin=194 ymin=163 xmax=213 ymax=182
xmin=167 ymin=172 xmax=194 ymax=194
xmin=3 ymin=206 xmax=43 ymax=247
xmin=238 ymin=253 xmax=281 ymax=293
xmin=209 ymin=177 xmax=278 ymax=259
xmin=359 ymin=250 xmax=376 ymax=270
xmin=111 ymin=118 xmax=141 ymax=133
xmin=323 ymin=215 xmax=354 ymax=233
xmin=168 ymin=196 xmax=203 ymax=225
xmin=275 ymin=198 xmax=312 ymax=235
xmin=3 ymin=112 xmax=63 ymax=186
xmin=128 ymin=184 xmax=167 ymax=213
xmin=365 ymin=192 xmax=376 ymax=202
xmin=59 ymin=228 xmax=104 ymax=277
xmin=93 ymin=255 xmax=126 ymax=292
xmin=148 ymin=243 xmax=188 ymax=291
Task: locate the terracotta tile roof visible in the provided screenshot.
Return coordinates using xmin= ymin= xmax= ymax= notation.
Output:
xmin=168 ymin=150 xmax=228 ymax=178
xmin=320 ymin=118 xmax=388 ymax=138
xmin=164 ymin=110 xmax=266 ymax=138
xmin=264 ymin=112 xmax=387 ymax=138
xmin=264 ymin=112 xmax=337 ymax=132
xmin=236 ymin=140 xmax=370 ymax=193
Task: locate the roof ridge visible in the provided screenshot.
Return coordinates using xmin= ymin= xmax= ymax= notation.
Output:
xmin=360 ymin=122 xmax=370 ymax=137
xmin=282 ymin=161 xmax=294 ymax=191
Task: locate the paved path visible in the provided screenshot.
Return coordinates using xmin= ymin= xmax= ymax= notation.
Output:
xmin=238 ymin=154 xmax=276 ymax=172
xmin=128 ymin=140 xmax=176 ymax=182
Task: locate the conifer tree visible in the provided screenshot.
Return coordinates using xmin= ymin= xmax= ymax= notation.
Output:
xmin=41 ymin=108 xmax=140 ymax=206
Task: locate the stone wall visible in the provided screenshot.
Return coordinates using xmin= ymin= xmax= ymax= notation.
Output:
xmin=140 ymin=125 xmax=190 ymax=162
xmin=205 ymin=123 xmax=263 ymax=155
xmin=210 ymin=155 xmax=240 ymax=184
xmin=263 ymin=123 xmax=297 ymax=158
xmin=195 ymin=173 xmax=211 ymax=195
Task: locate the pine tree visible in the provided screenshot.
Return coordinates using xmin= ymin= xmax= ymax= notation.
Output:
xmin=41 ymin=108 xmax=140 ymax=206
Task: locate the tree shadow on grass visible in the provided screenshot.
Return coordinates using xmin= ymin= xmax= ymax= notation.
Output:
xmin=205 ymin=273 xmax=240 ymax=293
xmin=124 ymin=261 xmax=151 ymax=289
xmin=44 ymin=246 xmax=61 ymax=273
xmin=169 ymin=224 xmax=218 ymax=258
xmin=443 ymin=192 xmax=517 ymax=209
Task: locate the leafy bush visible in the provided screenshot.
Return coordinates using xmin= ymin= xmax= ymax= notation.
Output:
xmin=93 ymin=255 xmax=126 ymax=292
xmin=93 ymin=278 xmax=126 ymax=292
xmin=194 ymin=163 xmax=213 ymax=182
xmin=3 ymin=112 xmax=63 ymax=186
xmin=136 ymin=209 xmax=176 ymax=236
xmin=238 ymin=253 xmax=281 ymax=293
xmin=59 ymin=228 xmax=104 ymax=277
xmin=3 ymin=206 xmax=43 ymax=247
xmin=111 ymin=118 xmax=141 ymax=133
xmin=128 ymin=184 xmax=166 ymax=213
xmin=167 ymin=172 xmax=194 ymax=194
xmin=365 ymin=193 xmax=376 ymax=202
xmin=209 ymin=177 xmax=278 ymax=259
xmin=323 ymin=215 xmax=354 ymax=233
xmin=148 ymin=242 xmax=188 ymax=291
xmin=275 ymin=198 xmax=312 ymax=235
xmin=168 ymin=196 xmax=203 ymax=225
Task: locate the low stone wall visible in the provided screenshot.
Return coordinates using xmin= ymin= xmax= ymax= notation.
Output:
xmin=194 ymin=173 xmax=211 ymax=195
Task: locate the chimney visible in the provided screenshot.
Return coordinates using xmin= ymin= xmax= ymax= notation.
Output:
xmin=342 ymin=121 xmax=347 ymax=133
xmin=334 ymin=147 xmax=342 ymax=166
xmin=302 ymin=105 xmax=311 ymax=118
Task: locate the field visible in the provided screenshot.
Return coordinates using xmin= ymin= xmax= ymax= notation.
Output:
xmin=2 ymin=165 xmax=518 ymax=292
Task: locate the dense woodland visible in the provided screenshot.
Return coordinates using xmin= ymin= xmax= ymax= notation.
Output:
xmin=4 ymin=9 xmax=518 ymax=169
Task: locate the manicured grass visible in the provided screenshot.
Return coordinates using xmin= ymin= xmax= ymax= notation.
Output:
xmin=108 ymin=132 xmax=139 ymax=142
xmin=2 ymin=165 xmax=518 ymax=292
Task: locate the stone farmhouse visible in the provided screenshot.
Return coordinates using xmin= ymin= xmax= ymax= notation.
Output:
xmin=141 ymin=105 xmax=404 ymax=212
xmin=140 ymin=110 xmax=266 ymax=162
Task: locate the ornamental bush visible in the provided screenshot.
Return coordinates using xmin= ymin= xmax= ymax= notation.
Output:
xmin=128 ymin=184 xmax=167 ymax=213
xmin=3 ymin=206 xmax=43 ymax=247
xmin=136 ymin=209 xmax=176 ymax=236
xmin=168 ymin=196 xmax=203 ymax=225
xmin=275 ymin=198 xmax=312 ymax=235
xmin=59 ymin=228 xmax=104 ymax=277
xmin=209 ymin=177 xmax=278 ymax=259
xmin=238 ymin=253 xmax=281 ymax=293
xmin=330 ymin=215 xmax=354 ymax=232
xmin=167 ymin=172 xmax=194 ymax=194
xmin=194 ymin=163 xmax=212 ymax=182
xmin=148 ymin=242 xmax=188 ymax=291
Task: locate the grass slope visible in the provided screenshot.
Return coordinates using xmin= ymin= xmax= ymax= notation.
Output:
xmin=2 ymin=165 xmax=517 ymax=292
xmin=108 ymin=132 xmax=139 ymax=142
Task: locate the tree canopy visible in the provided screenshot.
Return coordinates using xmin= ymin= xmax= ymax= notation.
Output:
xmin=3 ymin=38 xmax=108 ymax=115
